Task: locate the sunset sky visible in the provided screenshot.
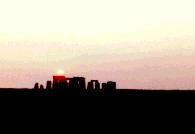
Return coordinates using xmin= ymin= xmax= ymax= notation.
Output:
xmin=0 ymin=0 xmax=195 ymax=89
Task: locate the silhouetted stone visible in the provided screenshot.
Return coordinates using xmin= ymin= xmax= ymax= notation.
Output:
xmin=46 ymin=81 xmax=52 ymax=90
xmin=34 ymin=83 xmax=39 ymax=90
xmin=104 ymin=81 xmax=117 ymax=96
xmin=87 ymin=80 xmax=101 ymax=96
xmin=32 ymin=75 xmax=118 ymax=96
xmin=102 ymin=83 xmax=107 ymax=90
xmin=87 ymin=81 xmax=94 ymax=96
xmin=69 ymin=77 xmax=86 ymax=96
xmin=53 ymin=76 xmax=67 ymax=90
xmin=40 ymin=85 xmax=44 ymax=90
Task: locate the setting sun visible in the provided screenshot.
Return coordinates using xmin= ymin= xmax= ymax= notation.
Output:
xmin=56 ymin=69 xmax=65 ymax=76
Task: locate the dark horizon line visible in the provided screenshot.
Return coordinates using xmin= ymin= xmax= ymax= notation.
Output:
xmin=0 ymin=88 xmax=195 ymax=91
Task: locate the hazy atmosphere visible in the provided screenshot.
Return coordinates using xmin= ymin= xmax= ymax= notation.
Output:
xmin=0 ymin=0 xmax=195 ymax=89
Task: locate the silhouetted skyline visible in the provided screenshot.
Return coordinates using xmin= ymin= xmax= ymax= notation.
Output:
xmin=33 ymin=75 xmax=117 ymax=96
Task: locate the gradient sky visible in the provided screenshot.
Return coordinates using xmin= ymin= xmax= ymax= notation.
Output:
xmin=0 ymin=0 xmax=195 ymax=89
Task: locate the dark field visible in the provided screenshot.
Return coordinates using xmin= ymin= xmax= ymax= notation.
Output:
xmin=0 ymin=88 xmax=195 ymax=97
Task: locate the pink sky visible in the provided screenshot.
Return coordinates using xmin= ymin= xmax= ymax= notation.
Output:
xmin=0 ymin=0 xmax=195 ymax=89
